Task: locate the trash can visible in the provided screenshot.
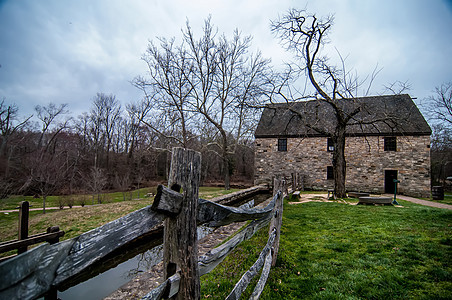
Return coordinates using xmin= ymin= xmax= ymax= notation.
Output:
xmin=432 ymin=186 xmax=444 ymax=200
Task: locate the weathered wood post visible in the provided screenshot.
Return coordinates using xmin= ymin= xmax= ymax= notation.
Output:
xmin=46 ymin=226 xmax=61 ymax=245
xmin=44 ymin=226 xmax=62 ymax=300
xmin=17 ymin=201 xmax=29 ymax=254
xmin=152 ymin=147 xmax=201 ymax=299
xmin=269 ymin=177 xmax=284 ymax=267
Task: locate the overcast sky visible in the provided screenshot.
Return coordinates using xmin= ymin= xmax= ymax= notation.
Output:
xmin=1 ymin=0 xmax=452 ymax=121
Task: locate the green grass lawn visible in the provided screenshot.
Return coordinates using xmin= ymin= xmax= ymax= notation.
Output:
xmin=201 ymin=199 xmax=452 ymax=299
xmin=0 ymin=186 xmax=240 ymax=211
xmin=0 ymin=187 xmax=156 ymax=211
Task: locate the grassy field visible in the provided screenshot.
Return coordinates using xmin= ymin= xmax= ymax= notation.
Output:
xmin=201 ymin=198 xmax=452 ymax=299
xmin=0 ymin=186 xmax=239 ymax=257
xmin=0 ymin=186 xmax=241 ymax=211
xmin=0 ymin=187 xmax=157 ymax=211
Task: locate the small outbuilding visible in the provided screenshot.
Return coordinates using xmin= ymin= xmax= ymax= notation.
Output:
xmin=254 ymin=94 xmax=432 ymax=198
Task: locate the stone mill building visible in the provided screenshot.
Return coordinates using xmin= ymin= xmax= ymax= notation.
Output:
xmin=254 ymin=94 xmax=432 ymax=198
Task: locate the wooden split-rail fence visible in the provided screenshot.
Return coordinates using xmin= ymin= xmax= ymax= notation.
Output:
xmin=0 ymin=201 xmax=65 ymax=263
xmin=0 ymin=147 xmax=286 ymax=300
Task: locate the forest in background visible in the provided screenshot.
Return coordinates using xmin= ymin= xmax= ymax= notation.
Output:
xmin=0 ymin=95 xmax=255 ymax=200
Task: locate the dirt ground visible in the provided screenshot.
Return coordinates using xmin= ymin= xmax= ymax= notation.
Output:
xmin=287 ymin=193 xmax=355 ymax=205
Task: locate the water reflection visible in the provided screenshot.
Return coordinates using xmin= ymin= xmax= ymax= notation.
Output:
xmin=58 ymin=226 xmax=214 ymax=300
xmin=58 ymin=243 xmax=163 ymax=300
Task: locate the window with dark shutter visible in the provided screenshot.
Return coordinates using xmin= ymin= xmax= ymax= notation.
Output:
xmin=327 ymin=166 xmax=334 ymax=180
xmin=278 ymin=138 xmax=287 ymax=152
xmin=327 ymin=138 xmax=334 ymax=152
xmin=384 ymin=136 xmax=397 ymax=151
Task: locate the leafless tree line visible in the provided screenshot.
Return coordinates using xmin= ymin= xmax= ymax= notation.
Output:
xmin=0 ymin=93 xmax=256 ymax=202
xmin=423 ymin=83 xmax=452 ymax=186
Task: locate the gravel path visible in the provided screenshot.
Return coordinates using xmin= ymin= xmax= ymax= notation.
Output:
xmin=387 ymin=194 xmax=452 ymax=210
xmin=288 ymin=193 xmax=452 ymax=210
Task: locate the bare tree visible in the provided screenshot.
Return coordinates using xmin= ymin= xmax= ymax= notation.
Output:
xmin=90 ymin=93 xmax=121 ymax=169
xmin=35 ymin=103 xmax=70 ymax=152
xmin=430 ymin=124 xmax=452 ymax=185
xmin=424 ymin=83 xmax=452 ymax=187
xmin=115 ymin=172 xmax=130 ymax=201
xmin=135 ymin=18 xmax=271 ymax=189
xmin=36 ymin=154 xmax=66 ymax=213
xmin=124 ymin=103 xmax=143 ymax=159
xmin=74 ymin=112 xmax=92 ymax=157
xmin=115 ymin=171 xmax=131 ymax=201
xmin=0 ymin=100 xmax=32 ymax=182
xmin=86 ymin=166 xmax=107 ymax=204
xmin=20 ymin=148 xmax=68 ymax=213
xmin=271 ymin=9 xmax=382 ymax=198
xmin=0 ymin=178 xmax=13 ymax=199
xmin=383 ymin=80 xmax=412 ymax=96
xmin=0 ymin=99 xmax=31 ymax=157
xmin=424 ymin=82 xmax=452 ymax=128
xmin=183 ymin=18 xmax=272 ymax=189
xmin=137 ymin=37 xmax=195 ymax=148
xmin=14 ymin=103 xmax=71 ymax=211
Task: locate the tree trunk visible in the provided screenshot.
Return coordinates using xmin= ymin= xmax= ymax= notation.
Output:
xmin=332 ymin=125 xmax=347 ymax=198
xmin=222 ymin=136 xmax=230 ymax=190
xmin=5 ymin=147 xmax=12 ymax=177
xmin=224 ymin=156 xmax=230 ymax=191
xmin=0 ymin=137 xmax=8 ymax=157
xmin=106 ymin=141 xmax=111 ymax=172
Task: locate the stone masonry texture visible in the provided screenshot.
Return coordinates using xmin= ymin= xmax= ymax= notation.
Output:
xmin=254 ymin=135 xmax=431 ymax=198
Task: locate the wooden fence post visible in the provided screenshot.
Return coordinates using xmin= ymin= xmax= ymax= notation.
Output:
xmin=162 ymin=147 xmax=201 ymax=300
xmin=44 ymin=227 xmax=61 ymax=300
xmin=269 ymin=177 xmax=284 ymax=267
xmin=17 ymin=201 xmax=29 ymax=255
xmin=46 ymin=226 xmax=61 ymax=245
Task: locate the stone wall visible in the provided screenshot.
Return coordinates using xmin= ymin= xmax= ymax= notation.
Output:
xmin=254 ymin=135 xmax=431 ymax=198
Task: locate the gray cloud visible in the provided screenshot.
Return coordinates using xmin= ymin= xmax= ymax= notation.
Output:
xmin=0 ymin=0 xmax=451 ymax=120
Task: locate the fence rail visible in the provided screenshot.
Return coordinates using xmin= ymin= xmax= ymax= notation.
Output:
xmin=0 ymin=229 xmax=64 ymax=255
xmin=0 ymin=201 xmax=65 ymax=261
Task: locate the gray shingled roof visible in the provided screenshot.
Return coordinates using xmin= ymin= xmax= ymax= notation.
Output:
xmin=255 ymin=94 xmax=431 ymax=138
